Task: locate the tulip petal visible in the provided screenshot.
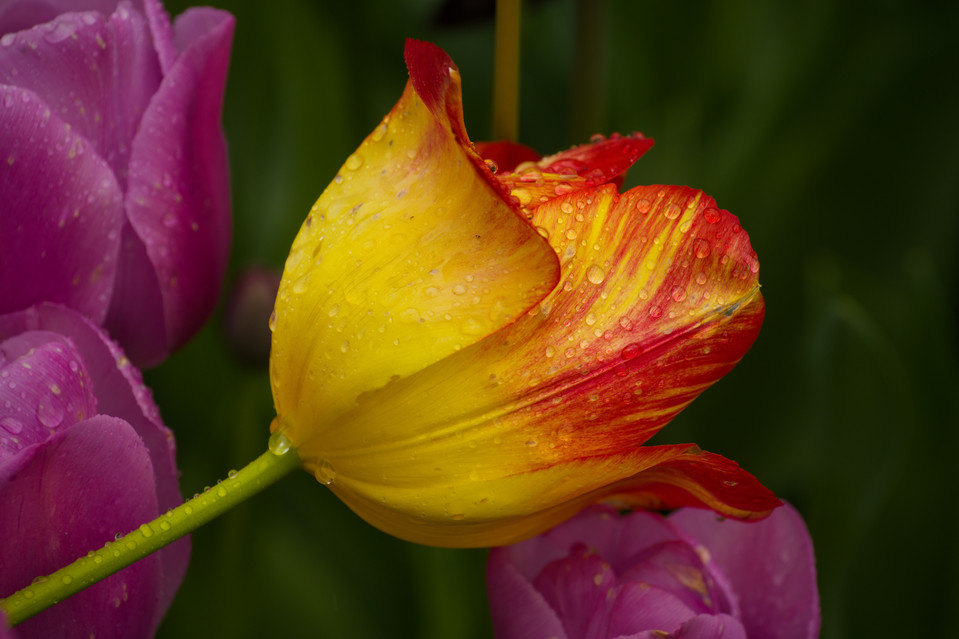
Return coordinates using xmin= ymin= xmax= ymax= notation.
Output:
xmin=270 ymin=40 xmax=560 ymax=444
xmin=669 ymin=503 xmax=820 ymax=639
xmin=305 ymin=182 xmax=773 ymax=545
xmin=490 ymin=134 xmax=654 ymax=215
xmin=0 ymin=3 xmax=163 ymax=183
xmin=486 ymin=547 xmax=569 ymax=639
xmin=0 ymin=303 xmax=188 ymax=616
xmin=0 ymin=416 xmax=163 ymax=639
xmin=114 ymin=7 xmax=233 ymax=366
xmin=607 ymin=582 xmax=698 ymax=636
xmin=532 ymin=551 xmax=617 ymax=639
xmin=0 ymin=331 xmax=97 ymax=472
xmin=0 ymin=86 xmax=123 ymax=323
xmin=673 ymin=614 xmax=747 ymax=639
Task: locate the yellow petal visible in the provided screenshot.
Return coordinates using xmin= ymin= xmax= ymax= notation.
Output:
xmin=269 ymin=43 xmax=560 ymax=452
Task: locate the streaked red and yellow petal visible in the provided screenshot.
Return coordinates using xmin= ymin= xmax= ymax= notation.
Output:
xmin=483 ymin=134 xmax=654 ymax=216
xmin=297 ymin=182 xmax=769 ymax=545
xmin=269 ymin=40 xmax=560 ymax=447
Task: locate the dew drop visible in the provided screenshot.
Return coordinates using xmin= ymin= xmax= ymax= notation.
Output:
xmin=695 ymin=238 xmax=711 ymax=259
xmin=545 ymin=345 xmax=556 ymax=358
xmin=619 ymin=317 xmax=633 ymax=331
xmin=268 ymin=310 xmax=277 ymax=332
xmin=636 ymin=198 xmax=651 ymax=214
xmin=452 ymin=283 xmax=468 ymax=295
xmin=484 ymin=158 xmax=498 ymax=173
xmin=671 ymin=286 xmax=687 ymax=302
xmin=344 ymin=154 xmax=363 ymax=170
xmin=216 ymin=486 xmax=227 ymax=498
xmin=159 ymin=520 xmax=172 ymax=532
xmin=162 ymin=213 xmax=177 ymax=227
xmin=664 ymin=203 xmax=681 ymax=220
xmin=535 ymin=225 xmax=550 ymax=239
xmin=586 ymin=264 xmax=606 ymax=285
xmin=704 ymin=208 xmax=721 ymax=224
xmin=371 ymin=122 xmax=388 ymax=141
xmin=315 ymin=459 xmax=336 ymax=485
xmin=37 ymin=402 xmax=64 ymax=429
xmin=61 ymin=575 xmax=73 ymax=585
xmin=649 ymin=306 xmax=663 ymax=318
xmin=565 ymin=228 xmax=578 ymax=240
xmin=622 ymin=343 xmax=641 ymax=360
xmin=268 ymin=432 xmax=292 ymax=456
xmin=327 ymin=304 xmax=340 ymax=317
xmin=560 ymin=201 xmax=574 ymax=214
xmin=0 ymin=416 xmax=24 ymax=434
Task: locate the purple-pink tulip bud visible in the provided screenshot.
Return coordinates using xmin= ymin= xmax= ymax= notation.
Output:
xmin=488 ymin=503 xmax=819 ymax=639
xmin=0 ymin=303 xmax=189 ymax=638
xmin=0 ymin=0 xmax=235 ymax=367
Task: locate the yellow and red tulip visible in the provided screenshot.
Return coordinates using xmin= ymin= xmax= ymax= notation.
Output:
xmin=268 ymin=40 xmax=779 ymax=547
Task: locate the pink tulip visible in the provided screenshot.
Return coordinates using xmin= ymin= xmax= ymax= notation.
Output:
xmin=0 ymin=0 xmax=234 ymax=367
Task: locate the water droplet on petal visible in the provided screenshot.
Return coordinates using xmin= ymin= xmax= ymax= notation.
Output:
xmin=622 ymin=344 xmax=641 ymax=360
xmin=649 ymin=306 xmax=663 ymax=318
xmin=704 ymin=208 xmax=721 ymax=224
xmin=671 ymin=286 xmax=687 ymax=302
xmin=315 ymin=459 xmax=336 ymax=485
xmin=0 ymin=416 xmax=23 ymax=434
xmin=344 ymin=154 xmax=363 ymax=170
xmin=268 ymin=310 xmax=277 ymax=332
xmin=586 ymin=264 xmax=606 ymax=284
xmin=695 ymin=238 xmax=711 ymax=259
xmin=37 ymin=402 xmax=64 ymax=429
xmin=664 ymin=203 xmax=681 ymax=219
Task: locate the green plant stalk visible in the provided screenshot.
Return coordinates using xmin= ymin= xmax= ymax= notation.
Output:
xmin=493 ymin=0 xmax=521 ymax=141
xmin=0 ymin=443 xmax=301 ymax=626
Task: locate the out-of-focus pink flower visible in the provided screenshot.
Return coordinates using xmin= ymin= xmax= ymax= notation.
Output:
xmin=0 ymin=303 xmax=189 ymax=638
xmin=0 ymin=0 xmax=235 ymax=367
xmin=488 ymin=503 xmax=819 ymax=639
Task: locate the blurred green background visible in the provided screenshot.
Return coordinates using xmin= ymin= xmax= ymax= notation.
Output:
xmin=148 ymin=0 xmax=958 ymax=636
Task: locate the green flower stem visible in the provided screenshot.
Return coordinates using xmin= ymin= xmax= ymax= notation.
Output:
xmin=0 ymin=445 xmax=301 ymax=627
xmin=493 ymin=0 xmax=521 ymax=141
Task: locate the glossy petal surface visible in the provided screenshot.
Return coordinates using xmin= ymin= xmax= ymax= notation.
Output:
xmin=270 ymin=40 xmax=559 ymax=443
xmin=110 ymin=6 xmax=234 ymax=366
xmin=0 ymin=417 xmax=162 ymax=639
xmin=0 ymin=303 xmax=188 ymax=625
xmin=670 ymin=503 xmax=820 ymax=639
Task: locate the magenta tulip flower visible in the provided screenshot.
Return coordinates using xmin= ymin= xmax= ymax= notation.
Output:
xmin=0 ymin=0 xmax=235 ymax=367
xmin=0 ymin=303 xmax=189 ymax=638
xmin=488 ymin=503 xmax=819 ymax=639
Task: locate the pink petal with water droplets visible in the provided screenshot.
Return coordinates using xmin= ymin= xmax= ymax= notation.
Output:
xmin=0 ymin=4 xmax=162 ymax=183
xmin=0 ymin=331 xmax=97 ymax=472
xmin=0 ymin=416 xmax=163 ymax=639
xmin=0 ymin=303 xmax=188 ymax=617
xmin=0 ymin=86 xmax=123 ymax=323
xmin=115 ymin=7 xmax=233 ymax=366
